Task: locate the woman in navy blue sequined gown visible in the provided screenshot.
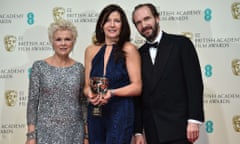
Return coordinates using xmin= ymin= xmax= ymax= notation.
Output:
xmin=84 ymin=4 xmax=142 ymax=144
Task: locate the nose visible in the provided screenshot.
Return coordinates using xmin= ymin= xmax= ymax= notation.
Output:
xmin=136 ymin=21 xmax=146 ymax=30
xmin=61 ymin=40 xmax=66 ymax=45
xmin=141 ymin=21 xmax=148 ymax=28
xmin=110 ymin=20 xmax=115 ymax=27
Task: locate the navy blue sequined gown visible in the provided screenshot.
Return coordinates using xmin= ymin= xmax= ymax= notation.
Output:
xmin=88 ymin=45 xmax=134 ymax=144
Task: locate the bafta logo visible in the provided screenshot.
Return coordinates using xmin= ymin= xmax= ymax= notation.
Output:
xmin=53 ymin=7 xmax=65 ymax=22
xmin=133 ymin=34 xmax=145 ymax=48
xmin=232 ymin=59 xmax=240 ymax=76
xmin=233 ymin=115 xmax=240 ymax=132
xmin=91 ymin=33 xmax=97 ymax=44
xmin=5 ymin=90 xmax=18 ymax=107
xmin=231 ymin=2 xmax=240 ymax=19
xmin=182 ymin=32 xmax=193 ymax=40
xmin=4 ymin=35 xmax=16 ymax=52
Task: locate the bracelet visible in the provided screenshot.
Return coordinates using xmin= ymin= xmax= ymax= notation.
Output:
xmin=84 ymin=132 xmax=88 ymax=139
xmin=26 ymin=131 xmax=36 ymax=140
xmin=110 ymin=89 xmax=114 ymax=97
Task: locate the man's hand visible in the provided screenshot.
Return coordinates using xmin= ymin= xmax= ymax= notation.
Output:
xmin=134 ymin=134 xmax=145 ymax=144
xmin=187 ymin=122 xmax=200 ymax=143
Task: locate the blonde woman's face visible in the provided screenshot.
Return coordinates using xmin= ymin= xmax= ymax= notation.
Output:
xmin=52 ymin=30 xmax=74 ymax=57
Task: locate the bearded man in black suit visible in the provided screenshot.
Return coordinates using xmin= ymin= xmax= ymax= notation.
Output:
xmin=132 ymin=3 xmax=204 ymax=144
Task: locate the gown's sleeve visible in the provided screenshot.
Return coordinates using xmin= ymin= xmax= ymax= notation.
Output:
xmin=27 ymin=61 xmax=40 ymax=125
xmin=79 ymin=64 xmax=88 ymax=124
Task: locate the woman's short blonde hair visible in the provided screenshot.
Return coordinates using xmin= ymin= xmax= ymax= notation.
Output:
xmin=48 ymin=19 xmax=78 ymax=44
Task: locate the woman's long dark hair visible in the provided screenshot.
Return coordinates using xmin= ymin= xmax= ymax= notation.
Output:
xmin=94 ymin=4 xmax=131 ymax=62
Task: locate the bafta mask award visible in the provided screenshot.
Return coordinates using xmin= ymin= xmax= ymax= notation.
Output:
xmin=90 ymin=77 xmax=109 ymax=116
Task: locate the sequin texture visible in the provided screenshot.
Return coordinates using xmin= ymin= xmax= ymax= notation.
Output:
xmin=27 ymin=60 xmax=87 ymax=144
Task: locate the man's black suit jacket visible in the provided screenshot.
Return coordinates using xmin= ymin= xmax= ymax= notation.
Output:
xmin=134 ymin=31 xmax=204 ymax=143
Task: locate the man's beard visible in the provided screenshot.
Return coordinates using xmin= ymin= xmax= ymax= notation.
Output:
xmin=141 ymin=22 xmax=159 ymax=42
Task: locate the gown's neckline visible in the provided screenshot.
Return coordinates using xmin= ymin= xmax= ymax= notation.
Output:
xmin=103 ymin=44 xmax=114 ymax=77
xmin=42 ymin=60 xmax=77 ymax=69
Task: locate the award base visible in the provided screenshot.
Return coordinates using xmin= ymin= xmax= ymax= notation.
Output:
xmin=92 ymin=106 xmax=102 ymax=117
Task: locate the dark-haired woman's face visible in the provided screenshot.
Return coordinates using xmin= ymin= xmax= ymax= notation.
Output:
xmin=103 ymin=11 xmax=122 ymax=41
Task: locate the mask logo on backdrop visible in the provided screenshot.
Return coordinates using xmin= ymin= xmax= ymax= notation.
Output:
xmin=233 ymin=115 xmax=240 ymax=132
xmin=5 ymin=90 xmax=18 ymax=107
xmin=51 ymin=7 xmax=98 ymax=23
xmin=132 ymin=33 xmax=145 ymax=48
xmin=232 ymin=59 xmax=240 ymax=76
xmin=53 ymin=7 xmax=65 ymax=22
xmin=3 ymin=35 xmax=51 ymax=52
xmin=4 ymin=35 xmax=17 ymax=52
xmin=182 ymin=32 xmax=193 ymax=40
xmin=231 ymin=2 xmax=240 ymax=19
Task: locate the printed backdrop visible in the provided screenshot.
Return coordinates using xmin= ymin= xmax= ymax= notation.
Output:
xmin=0 ymin=0 xmax=240 ymax=144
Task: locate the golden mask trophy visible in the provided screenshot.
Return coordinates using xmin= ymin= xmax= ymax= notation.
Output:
xmin=90 ymin=77 xmax=109 ymax=116
xmin=233 ymin=115 xmax=240 ymax=132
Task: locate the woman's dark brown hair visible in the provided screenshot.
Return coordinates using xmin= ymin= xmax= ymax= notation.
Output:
xmin=94 ymin=4 xmax=131 ymax=61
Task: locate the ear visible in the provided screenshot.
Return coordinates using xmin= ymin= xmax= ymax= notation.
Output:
xmin=156 ymin=16 xmax=160 ymax=23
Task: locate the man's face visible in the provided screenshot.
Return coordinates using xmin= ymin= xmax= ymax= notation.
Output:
xmin=133 ymin=6 xmax=159 ymax=42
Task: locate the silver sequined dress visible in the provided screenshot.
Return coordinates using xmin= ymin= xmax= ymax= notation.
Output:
xmin=27 ymin=60 xmax=87 ymax=144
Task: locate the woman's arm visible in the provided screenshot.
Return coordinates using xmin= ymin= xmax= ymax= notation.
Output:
xmin=112 ymin=42 xmax=142 ymax=97
xmin=83 ymin=45 xmax=101 ymax=106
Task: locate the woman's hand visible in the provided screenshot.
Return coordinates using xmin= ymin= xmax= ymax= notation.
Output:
xmin=84 ymin=138 xmax=89 ymax=144
xmin=134 ymin=134 xmax=145 ymax=144
xmin=99 ymin=89 xmax=113 ymax=105
xmin=87 ymin=90 xmax=101 ymax=106
xmin=25 ymin=139 xmax=36 ymax=144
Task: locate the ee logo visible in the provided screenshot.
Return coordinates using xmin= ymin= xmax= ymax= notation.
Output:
xmin=205 ymin=120 xmax=214 ymax=133
xmin=204 ymin=64 xmax=212 ymax=77
xmin=27 ymin=12 xmax=34 ymax=25
xmin=204 ymin=8 xmax=212 ymax=21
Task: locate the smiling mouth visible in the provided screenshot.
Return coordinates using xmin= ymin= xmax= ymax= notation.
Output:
xmin=60 ymin=48 xmax=68 ymax=50
xmin=142 ymin=27 xmax=152 ymax=34
xmin=143 ymin=30 xmax=152 ymax=36
xmin=108 ymin=29 xmax=118 ymax=33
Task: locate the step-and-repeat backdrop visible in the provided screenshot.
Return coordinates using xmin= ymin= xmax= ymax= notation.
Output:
xmin=0 ymin=0 xmax=240 ymax=143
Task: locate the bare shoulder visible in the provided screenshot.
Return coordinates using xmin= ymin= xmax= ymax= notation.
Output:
xmin=85 ymin=44 xmax=96 ymax=53
xmin=123 ymin=42 xmax=138 ymax=53
xmin=85 ymin=44 xmax=101 ymax=58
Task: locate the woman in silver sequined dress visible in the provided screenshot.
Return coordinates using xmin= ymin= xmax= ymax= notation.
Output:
xmin=26 ymin=19 xmax=87 ymax=144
